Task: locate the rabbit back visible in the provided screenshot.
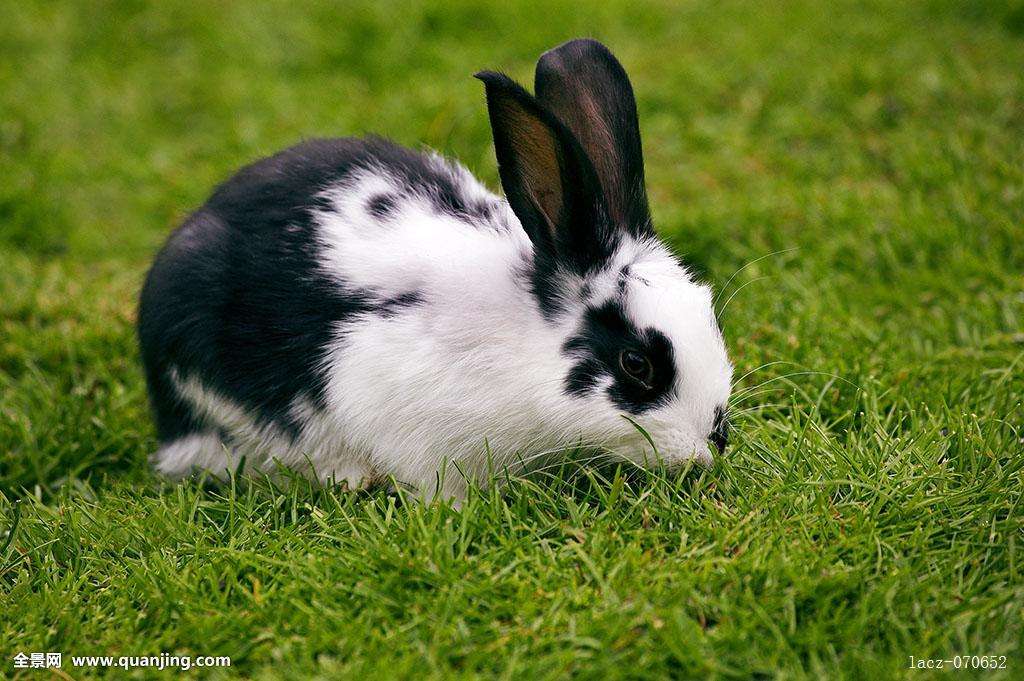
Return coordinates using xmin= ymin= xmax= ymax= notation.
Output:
xmin=138 ymin=136 xmax=526 ymax=486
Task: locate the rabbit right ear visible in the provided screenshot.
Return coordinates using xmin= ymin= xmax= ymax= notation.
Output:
xmin=534 ymin=39 xmax=652 ymax=238
xmin=476 ymin=70 xmax=615 ymax=276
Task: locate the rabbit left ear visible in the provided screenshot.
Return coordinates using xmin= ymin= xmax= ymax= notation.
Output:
xmin=534 ymin=39 xmax=653 ymax=238
xmin=476 ymin=70 xmax=616 ymax=275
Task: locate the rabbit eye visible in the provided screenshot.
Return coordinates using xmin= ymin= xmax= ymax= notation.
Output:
xmin=619 ymin=349 xmax=653 ymax=387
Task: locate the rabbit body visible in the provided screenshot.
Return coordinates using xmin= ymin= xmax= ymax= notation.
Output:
xmin=139 ymin=40 xmax=733 ymax=500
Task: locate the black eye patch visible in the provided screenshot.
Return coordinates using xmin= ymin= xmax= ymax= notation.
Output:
xmin=562 ymin=300 xmax=676 ymax=414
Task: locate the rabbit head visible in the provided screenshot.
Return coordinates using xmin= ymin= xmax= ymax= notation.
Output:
xmin=478 ymin=39 xmax=733 ymax=468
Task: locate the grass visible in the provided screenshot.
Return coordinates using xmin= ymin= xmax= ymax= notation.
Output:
xmin=2 ymin=0 xmax=1023 ymax=677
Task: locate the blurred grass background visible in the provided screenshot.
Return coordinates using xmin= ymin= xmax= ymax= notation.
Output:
xmin=1 ymin=0 xmax=1023 ymax=678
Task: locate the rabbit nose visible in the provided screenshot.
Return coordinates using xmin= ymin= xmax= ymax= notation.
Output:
xmin=709 ymin=406 xmax=730 ymax=455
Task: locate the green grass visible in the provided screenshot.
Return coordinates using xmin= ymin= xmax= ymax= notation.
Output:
xmin=2 ymin=0 xmax=1023 ymax=678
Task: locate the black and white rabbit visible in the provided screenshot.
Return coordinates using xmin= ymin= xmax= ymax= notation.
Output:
xmin=138 ymin=39 xmax=733 ymax=500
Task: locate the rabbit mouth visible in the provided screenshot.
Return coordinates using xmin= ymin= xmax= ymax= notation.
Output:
xmin=604 ymin=426 xmax=715 ymax=470
xmin=659 ymin=442 xmax=715 ymax=469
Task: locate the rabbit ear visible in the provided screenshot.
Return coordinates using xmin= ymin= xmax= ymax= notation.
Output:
xmin=476 ymin=70 xmax=615 ymax=274
xmin=534 ymin=39 xmax=652 ymax=237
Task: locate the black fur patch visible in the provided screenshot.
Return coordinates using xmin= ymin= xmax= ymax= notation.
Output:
xmin=139 ymin=137 xmax=456 ymax=442
xmin=366 ymin=193 xmax=397 ymax=219
xmin=354 ymin=140 xmax=496 ymax=226
xmin=578 ymin=281 xmax=593 ymax=302
xmin=455 ymin=198 xmax=502 ymax=226
xmin=562 ymin=300 xmax=676 ymax=414
xmin=377 ymin=291 xmax=425 ymax=318
xmin=710 ymin=405 xmax=730 ymax=454
xmin=617 ymin=265 xmax=631 ymax=293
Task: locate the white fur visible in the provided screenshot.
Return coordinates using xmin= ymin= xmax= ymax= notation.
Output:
xmin=153 ymin=158 xmax=732 ymax=500
xmin=155 ymin=369 xmax=378 ymax=488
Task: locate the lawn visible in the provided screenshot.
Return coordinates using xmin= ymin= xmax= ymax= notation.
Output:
xmin=2 ymin=0 xmax=1023 ymax=678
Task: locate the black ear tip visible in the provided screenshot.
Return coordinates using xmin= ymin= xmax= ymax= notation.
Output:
xmin=474 ymin=70 xmax=527 ymax=97
xmin=474 ymin=70 xmax=504 ymax=85
xmin=544 ymin=37 xmax=612 ymax=55
xmin=535 ymin=38 xmax=629 ymax=97
xmin=474 ymin=71 xmax=552 ymax=121
xmin=538 ymin=38 xmax=616 ymax=68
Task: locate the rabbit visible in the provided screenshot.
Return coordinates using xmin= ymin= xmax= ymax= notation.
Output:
xmin=138 ymin=38 xmax=733 ymax=502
